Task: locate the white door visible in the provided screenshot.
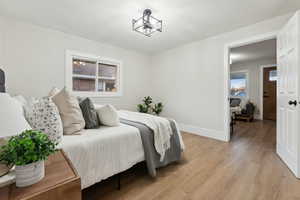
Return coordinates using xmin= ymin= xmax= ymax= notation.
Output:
xmin=277 ymin=11 xmax=300 ymax=177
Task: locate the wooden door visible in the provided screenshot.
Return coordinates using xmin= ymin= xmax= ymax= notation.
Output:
xmin=277 ymin=11 xmax=300 ymax=178
xmin=263 ymin=66 xmax=277 ymax=120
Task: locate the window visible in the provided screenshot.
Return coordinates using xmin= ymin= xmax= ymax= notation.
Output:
xmin=269 ymin=70 xmax=277 ymax=81
xmin=230 ymin=72 xmax=248 ymax=98
xmin=66 ymin=51 xmax=122 ymax=97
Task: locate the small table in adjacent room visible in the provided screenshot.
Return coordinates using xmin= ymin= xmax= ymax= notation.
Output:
xmin=0 ymin=150 xmax=81 ymax=200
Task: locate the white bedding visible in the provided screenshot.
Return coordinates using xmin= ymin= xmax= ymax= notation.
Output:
xmin=118 ymin=110 xmax=173 ymax=161
xmin=58 ymin=124 xmax=145 ymax=189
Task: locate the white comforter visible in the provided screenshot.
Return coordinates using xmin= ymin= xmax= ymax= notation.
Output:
xmin=58 ymin=124 xmax=144 ymax=189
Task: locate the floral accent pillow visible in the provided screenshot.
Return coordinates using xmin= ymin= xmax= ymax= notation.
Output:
xmin=25 ymin=97 xmax=63 ymax=144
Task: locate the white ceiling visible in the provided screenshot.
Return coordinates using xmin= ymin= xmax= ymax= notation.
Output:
xmin=0 ymin=0 xmax=299 ymax=53
xmin=230 ymin=39 xmax=276 ymax=64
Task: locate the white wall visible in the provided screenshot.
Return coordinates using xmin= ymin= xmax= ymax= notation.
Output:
xmin=0 ymin=17 xmax=4 ymax=67
xmin=150 ymin=14 xmax=292 ymax=140
xmin=230 ymin=58 xmax=276 ymax=119
xmin=0 ymin=16 xmax=151 ymax=110
xmin=0 ymin=13 xmax=293 ymax=141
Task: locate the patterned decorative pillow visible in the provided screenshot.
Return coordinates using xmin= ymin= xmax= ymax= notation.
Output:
xmin=25 ymin=97 xmax=63 ymax=144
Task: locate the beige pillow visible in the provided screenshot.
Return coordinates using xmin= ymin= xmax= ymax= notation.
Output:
xmin=48 ymin=87 xmax=60 ymax=97
xmin=52 ymin=88 xmax=85 ymax=135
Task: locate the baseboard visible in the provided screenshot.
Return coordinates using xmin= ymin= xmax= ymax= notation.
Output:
xmin=178 ymin=123 xmax=227 ymax=142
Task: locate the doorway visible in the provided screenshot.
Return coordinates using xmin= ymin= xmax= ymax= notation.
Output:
xmin=262 ymin=66 xmax=277 ymax=121
xmin=229 ymin=38 xmax=277 ymax=125
xmin=225 ymin=11 xmax=300 ymax=179
xmin=224 ymin=32 xmax=277 ymax=142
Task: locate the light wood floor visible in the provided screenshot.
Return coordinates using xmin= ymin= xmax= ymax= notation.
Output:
xmin=83 ymin=120 xmax=300 ymax=200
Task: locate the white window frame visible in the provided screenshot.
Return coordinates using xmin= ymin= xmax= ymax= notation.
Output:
xmin=230 ymin=70 xmax=249 ymax=99
xmin=65 ymin=50 xmax=122 ymax=97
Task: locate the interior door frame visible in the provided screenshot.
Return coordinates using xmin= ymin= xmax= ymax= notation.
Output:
xmin=259 ymin=64 xmax=277 ymax=120
xmin=224 ymin=31 xmax=278 ymax=141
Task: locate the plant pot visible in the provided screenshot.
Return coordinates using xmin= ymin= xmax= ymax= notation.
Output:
xmin=15 ymin=160 xmax=45 ymax=187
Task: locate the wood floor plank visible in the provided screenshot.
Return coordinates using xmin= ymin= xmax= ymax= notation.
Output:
xmin=83 ymin=120 xmax=300 ymax=200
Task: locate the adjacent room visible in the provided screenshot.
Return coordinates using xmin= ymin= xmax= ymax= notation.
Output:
xmin=229 ymin=39 xmax=277 ymax=134
xmin=1 ymin=1 xmax=300 ymax=200
xmin=229 ymin=39 xmax=279 ymax=174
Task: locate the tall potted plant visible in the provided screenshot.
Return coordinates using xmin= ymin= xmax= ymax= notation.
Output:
xmin=0 ymin=130 xmax=57 ymax=187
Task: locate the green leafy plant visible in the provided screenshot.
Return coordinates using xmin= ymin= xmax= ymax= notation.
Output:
xmin=152 ymin=102 xmax=163 ymax=115
xmin=137 ymin=104 xmax=149 ymax=113
xmin=137 ymin=96 xmax=163 ymax=115
xmin=137 ymin=96 xmax=153 ymax=113
xmin=0 ymin=130 xmax=57 ymax=166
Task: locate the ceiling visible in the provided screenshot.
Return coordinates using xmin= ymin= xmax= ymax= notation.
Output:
xmin=0 ymin=0 xmax=299 ymax=54
xmin=230 ymin=39 xmax=276 ymax=64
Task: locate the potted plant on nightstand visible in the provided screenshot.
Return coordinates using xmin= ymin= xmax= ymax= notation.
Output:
xmin=0 ymin=130 xmax=57 ymax=187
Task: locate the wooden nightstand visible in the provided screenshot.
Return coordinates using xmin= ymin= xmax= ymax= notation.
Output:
xmin=0 ymin=150 xmax=81 ymax=200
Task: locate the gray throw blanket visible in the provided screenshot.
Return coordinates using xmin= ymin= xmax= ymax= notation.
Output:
xmin=120 ymin=118 xmax=182 ymax=177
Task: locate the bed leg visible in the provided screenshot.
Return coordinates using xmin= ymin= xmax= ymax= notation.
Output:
xmin=117 ymin=173 xmax=121 ymax=190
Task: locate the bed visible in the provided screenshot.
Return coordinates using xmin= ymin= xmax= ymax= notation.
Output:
xmin=0 ymin=68 xmax=184 ymax=190
xmin=59 ymin=124 xmax=145 ymax=189
xmin=59 ymin=117 xmax=184 ymax=189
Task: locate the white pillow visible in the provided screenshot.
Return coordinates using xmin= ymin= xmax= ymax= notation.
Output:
xmin=25 ymin=97 xmax=63 ymax=144
xmin=93 ymin=103 xmax=104 ymax=110
xmin=96 ymin=104 xmax=120 ymax=127
xmin=13 ymin=95 xmax=28 ymax=106
xmin=0 ymin=93 xmax=31 ymax=137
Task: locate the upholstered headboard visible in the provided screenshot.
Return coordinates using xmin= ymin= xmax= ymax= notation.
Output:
xmin=0 ymin=68 xmax=5 ymax=92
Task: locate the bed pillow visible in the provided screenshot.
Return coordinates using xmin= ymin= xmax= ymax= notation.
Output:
xmin=52 ymin=88 xmax=85 ymax=135
xmin=94 ymin=103 xmax=104 ymax=109
xmin=0 ymin=93 xmax=31 ymax=137
xmin=96 ymin=104 xmax=120 ymax=127
xmin=24 ymin=97 xmax=63 ymax=144
xmin=13 ymin=95 xmax=28 ymax=106
xmin=48 ymin=87 xmax=60 ymax=97
xmin=79 ymin=98 xmax=100 ymax=129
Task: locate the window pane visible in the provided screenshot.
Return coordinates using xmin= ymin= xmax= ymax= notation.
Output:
xmin=73 ymin=77 xmax=95 ymax=91
xmin=98 ymin=80 xmax=104 ymax=92
xmin=73 ymin=58 xmax=96 ymax=76
xmin=98 ymin=63 xmax=117 ymax=78
xmin=230 ymin=73 xmax=247 ymax=97
xmin=269 ymin=70 xmax=277 ymax=81
xmin=98 ymin=79 xmax=117 ymax=92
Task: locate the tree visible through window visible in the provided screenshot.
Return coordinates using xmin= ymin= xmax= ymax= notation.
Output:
xmin=230 ymin=72 xmax=247 ymax=97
